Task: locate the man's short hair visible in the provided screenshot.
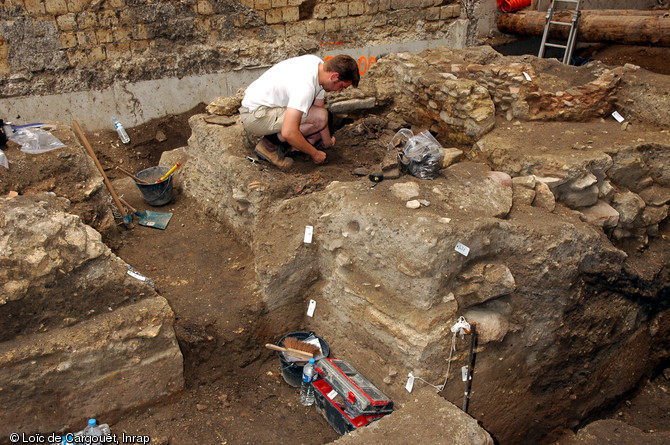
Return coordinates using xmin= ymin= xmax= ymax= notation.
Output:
xmin=324 ymin=55 xmax=360 ymax=88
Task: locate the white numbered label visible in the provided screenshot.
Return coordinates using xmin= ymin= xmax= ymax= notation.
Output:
xmin=455 ymin=242 xmax=470 ymax=257
xmin=304 ymin=225 xmax=314 ymax=243
xmin=307 ymin=299 xmax=317 ymax=317
xmin=406 ymin=372 xmax=415 ymax=392
xmin=612 ymin=111 xmax=625 ymax=123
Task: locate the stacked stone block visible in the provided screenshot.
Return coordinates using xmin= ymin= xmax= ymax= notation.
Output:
xmin=0 ymin=0 xmax=462 ymax=96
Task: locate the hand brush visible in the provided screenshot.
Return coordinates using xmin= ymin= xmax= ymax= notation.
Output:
xmin=281 ymin=337 xmax=322 ymax=358
xmin=265 ymin=343 xmax=313 ymax=360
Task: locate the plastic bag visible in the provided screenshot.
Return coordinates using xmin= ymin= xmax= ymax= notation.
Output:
xmin=390 ymin=129 xmax=444 ymax=179
xmin=0 ymin=148 xmax=7 ymax=169
xmin=9 ymin=127 xmax=66 ymax=154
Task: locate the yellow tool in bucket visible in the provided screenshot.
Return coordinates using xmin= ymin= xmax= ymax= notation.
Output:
xmin=157 ymin=162 xmax=181 ymax=182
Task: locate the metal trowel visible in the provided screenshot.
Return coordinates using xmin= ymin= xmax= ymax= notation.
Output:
xmin=120 ymin=198 xmax=173 ymax=230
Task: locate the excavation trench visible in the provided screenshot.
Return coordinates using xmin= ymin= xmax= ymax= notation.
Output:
xmin=1 ymin=45 xmax=669 ymax=445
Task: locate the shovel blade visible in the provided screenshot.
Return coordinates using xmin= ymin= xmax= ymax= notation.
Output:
xmin=137 ymin=210 xmax=172 ymax=230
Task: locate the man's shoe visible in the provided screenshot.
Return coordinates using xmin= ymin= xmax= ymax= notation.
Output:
xmin=255 ymin=140 xmax=294 ymax=169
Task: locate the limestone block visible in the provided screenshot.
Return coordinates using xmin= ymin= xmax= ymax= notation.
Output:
xmin=567 ymin=172 xmax=598 ymax=191
xmin=391 ymin=181 xmax=420 ymax=200
xmin=463 ymin=308 xmax=510 ymax=344
xmin=207 ymin=96 xmax=243 ymax=116
xmin=454 ymin=263 xmax=516 ymax=308
xmin=533 ymin=182 xmax=556 ymax=212
xmin=612 ymin=191 xmax=646 ymax=226
xmin=512 ymin=175 xmax=536 ymax=189
xmin=513 ymin=185 xmax=536 ymax=207
xmin=579 ymin=200 xmax=620 ymax=229
xmin=441 ymin=147 xmax=462 ymax=168
xmin=0 ymin=297 xmax=183 ymax=438
xmin=332 ymin=387 xmax=493 ymax=445
xmin=561 ymin=184 xmax=599 ymax=209
xmin=639 ymin=184 xmax=670 ymax=206
xmin=639 ymin=204 xmax=669 ymax=227
xmin=598 ymin=180 xmax=615 ymax=202
xmin=328 ymin=97 xmax=377 ymax=114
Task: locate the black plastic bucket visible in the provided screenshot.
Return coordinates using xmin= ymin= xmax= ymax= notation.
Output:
xmin=277 ymin=331 xmax=329 ymax=387
xmin=135 ymin=166 xmax=174 ymax=206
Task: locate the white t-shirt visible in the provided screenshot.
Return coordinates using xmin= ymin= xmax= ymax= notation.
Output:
xmin=241 ymin=55 xmax=325 ymax=115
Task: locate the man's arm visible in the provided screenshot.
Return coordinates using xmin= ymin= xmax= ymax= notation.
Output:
xmin=281 ymin=108 xmax=326 ymax=164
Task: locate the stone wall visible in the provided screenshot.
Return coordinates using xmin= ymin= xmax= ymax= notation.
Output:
xmin=0 ymin=0 xmax=463 ymax=98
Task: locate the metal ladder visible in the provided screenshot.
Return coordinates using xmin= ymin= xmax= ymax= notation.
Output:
xmin=538 ymin=0 xmax=581 ymax=64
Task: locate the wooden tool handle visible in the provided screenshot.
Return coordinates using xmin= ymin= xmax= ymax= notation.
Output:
xmin=116 ymin=166 xmax=148 ymax=184
xmin=72 ymin=121 xmax=128 ymax=219
xmin=265 ymin=343 xmax=313 ymax=360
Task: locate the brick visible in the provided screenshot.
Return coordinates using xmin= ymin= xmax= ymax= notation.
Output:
xmin=24 ymin=0 xmax=46 ymax=14
xmin=95 ymin=28 xmax=114 ymax=44
xmin=132 ymin=24 xmax=154 ymax=40
xmin=424 ymin=6 xmax=440 ymax=21
xmin=265 ymin=8 xmax=282 ymax=24
xmin=107 ymin=0 xmax=125 ymax=8
xmin=332 ymin=3 xmax=347 ymax=17
xmin=118 ymin=9 xmax=133 ymax=25
xmin=67 ymin=48 xmax=87 ymax=65
xmin=88 ymin=46 xmax=106 ymax=62
xmin=98 ymin=10 xmax=118 ymax=28
xmin=272 ymin=0 xmax=287 ymax=7
xmin=287 ymin=0 xmax=303 ymax=5
xmin=451 ymin=4 xmax=461 ymax=17
xmin=105 ymin=42 xmax=131 ymax=59
xmin=113 ymin=27 xmax=133 ymax=42
xmin=282 ymin=6 xmax=299 ymax=22
xmin=59 ymin=31 xmax=78 ymax=48
xmin=76 ymin=11 xmax=98 ymax=29
xmin=197 ymin=0 xmax=214 ymax=15
xmin=313 ymin=4 xmax=331 ymax=19
xmin=131 ymin=39 xmax=150 ymax=54
xmin=255 ymin=0 xmax=272 ymax=10
xmin=76 ymin=29 xmax=97 ymax=47
xmin=67 ymin=0 xmax=87 ymax=13
xmin=324 ymin=18 xmax=340 ymax=32
xmin=239 ymin=0 xmax=255 ymax=8
xmin=349 ymin=2 xmax=365 ymax=16
xmin=56 ymin=13 xmax=77 ymax=31
xmin=304 ymin=19 xmax=324 ymax=34
xmin=45 ymin=0 xmax=68 ymax=15
xmin=269 ymin=24 xmax=286 ymax=37
xmin=0 ymin=60 xmax=10 ymax=76
xmin=285 ymin=20 xmax=309 ymax=38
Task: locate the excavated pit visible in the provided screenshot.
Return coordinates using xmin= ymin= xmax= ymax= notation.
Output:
xmin=1 ymin=46 xmax=670 ymax=445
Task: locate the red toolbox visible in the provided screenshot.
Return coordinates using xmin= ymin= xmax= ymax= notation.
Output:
xmin=313 ymin=358 xmax=393 ymax=435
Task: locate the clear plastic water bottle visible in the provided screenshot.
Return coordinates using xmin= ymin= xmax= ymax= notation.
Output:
xmin=113 ymin=117 xmax=130 ymax=144
xmin=299 ymin=358 xmax=317 ymax=406
xmin=83 ymin=418 xmax=102 ymax=444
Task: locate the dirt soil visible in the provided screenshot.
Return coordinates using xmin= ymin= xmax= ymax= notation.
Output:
xmin=4 ymin=45 xmax=669 ymax=444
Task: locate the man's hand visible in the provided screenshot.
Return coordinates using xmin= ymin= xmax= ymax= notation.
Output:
xmin=312 ymin=149 xmax=327 ymax=164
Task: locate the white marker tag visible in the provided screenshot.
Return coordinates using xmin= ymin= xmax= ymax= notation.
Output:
xmin=612 ymin=111 xmax=625 ymax=122
xmin=307 ymin=299 xmax=317 ymax=317
xmin=522 ymin=71 xmax=532 ymax=81
xmin=455 ymin=242 xmax=470 ymax=256
xmin=462 ymin=366 xmax=468 ymax=381
xmin=406 ymin=372 xmax=415 ymax=393
xmin=327 ymin=389 xmax=338 ymax=400
xmin=304 ymin=225 xmax=313 ymax=243
xmin=127 ymin=269 xmax=148 ymax=282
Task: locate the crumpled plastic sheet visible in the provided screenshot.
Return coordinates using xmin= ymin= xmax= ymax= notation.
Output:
xmin=9 ymin=127 xmax=66 ymax=154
